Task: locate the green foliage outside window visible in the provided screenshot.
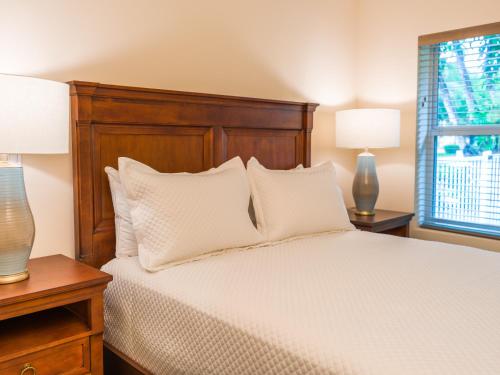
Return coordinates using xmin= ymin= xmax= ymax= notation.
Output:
xmin=437 ymin=34 xmax=500 ymax=154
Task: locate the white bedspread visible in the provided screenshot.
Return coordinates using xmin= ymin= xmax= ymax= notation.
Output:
xmin=102 ymin=231 xmax=500 ymax=375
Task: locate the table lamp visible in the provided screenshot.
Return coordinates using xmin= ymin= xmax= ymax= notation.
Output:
xmin=0 ymin=74 xmax=68 ymax=284
xmin=336 ymin=108 xmax=400 ymax=216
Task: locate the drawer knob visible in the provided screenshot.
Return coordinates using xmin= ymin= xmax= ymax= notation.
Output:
xmin=20 ymin=363 xmax=36 ymax=375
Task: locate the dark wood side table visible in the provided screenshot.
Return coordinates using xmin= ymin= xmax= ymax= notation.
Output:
xmin=0 ymin=254 xmax=112 ymax=375
xmin=348 ymin=209 xmax=414 ymax=237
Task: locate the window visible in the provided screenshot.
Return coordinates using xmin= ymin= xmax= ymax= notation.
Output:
xmin=416 ymin=23 xmax=500 ymax=238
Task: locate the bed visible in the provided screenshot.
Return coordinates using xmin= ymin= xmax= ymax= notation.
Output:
xmin=70 ymin=82 xmax=500 ymax=374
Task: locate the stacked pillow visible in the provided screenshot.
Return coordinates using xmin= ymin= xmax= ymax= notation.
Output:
xmin=105 ymin=166 xmax=142 ymax=258
xmin=246 ymin=157 xmax=354 ymax=241
xmin=106 ymin=156 xmax=353 ymax=271
xmin=105 ymin=157 xmax=248 ymax=259
xmin=107 ymin=157 xmax=262 ymax=271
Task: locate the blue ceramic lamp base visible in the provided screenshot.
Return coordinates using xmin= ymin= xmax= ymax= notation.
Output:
xmin=0 ymin=154 xmax=34 ymax=284
xmin=352 ymin=151 xmax=379 ymax=216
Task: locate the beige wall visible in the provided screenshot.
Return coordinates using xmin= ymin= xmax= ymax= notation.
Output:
xmin=2 ymin=0 xmax=498 ymax=259
xmin=356 ymin=0 xmax=500 ymax=251
xmin=1 ymin=0 xmax=357 ymax=259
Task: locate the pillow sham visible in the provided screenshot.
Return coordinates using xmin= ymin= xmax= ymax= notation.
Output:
xmin=105 ymin=157 xmax=248 ymax=258
xmin=247 ymin=164 xmax=303 ymax=226
xmin=118 ymin=156 xmax=263 ymax=271
xmin=105 ymin=166 xmax=144 ymax=257
xmin=247 ymin=157 xmax=354 ymax=241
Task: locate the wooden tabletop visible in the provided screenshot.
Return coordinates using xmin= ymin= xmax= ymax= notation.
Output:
xmin=0 ymin=255 xmax=112 ymax=307
xmin=348 ymin=208 xmax=414 ymax=227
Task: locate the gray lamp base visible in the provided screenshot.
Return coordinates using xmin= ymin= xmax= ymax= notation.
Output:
xmin=352 ymin=151 xmax=379 ymax=216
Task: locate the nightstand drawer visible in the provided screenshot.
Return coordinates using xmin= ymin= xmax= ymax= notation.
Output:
xmin=0 ymin=338 xmax=90 ymax=375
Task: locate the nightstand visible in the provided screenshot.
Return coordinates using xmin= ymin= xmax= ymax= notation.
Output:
xmin=0 ymin=255 xmax=112 ymax=375
xmin=348 ymin=209 xmax=414 ymax=237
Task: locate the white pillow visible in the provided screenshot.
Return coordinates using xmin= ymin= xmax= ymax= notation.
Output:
xmin=119 ymin=156 xmax=263 ymax=271
xmin=247 ymin=157 xmax=354 ymax=241
xmin=105 ymin=158 xmax=248 ymax=258
xmin=105 ymin=166 xmax=145 ymax=257
xmin=248 ymin=164 xmax=303 ymax=226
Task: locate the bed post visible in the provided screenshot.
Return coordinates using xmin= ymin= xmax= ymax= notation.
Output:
xmin=303 ymin=103 xmax=318 ymax=167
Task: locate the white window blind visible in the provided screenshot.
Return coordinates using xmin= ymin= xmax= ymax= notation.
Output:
xmin=416 ymin=25 xmax=500 ymax=238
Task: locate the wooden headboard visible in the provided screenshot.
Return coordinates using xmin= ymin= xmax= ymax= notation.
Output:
xmin=70 ymin=81 xmax=318 ymax=268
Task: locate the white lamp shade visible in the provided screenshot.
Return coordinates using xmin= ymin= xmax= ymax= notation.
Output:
xmin=335 ymin=108 xmax=400 ymax=149
xmin=0 ymin=74 xmax=69 ymax=154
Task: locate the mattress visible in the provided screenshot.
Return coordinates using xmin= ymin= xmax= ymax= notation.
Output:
xmin=102 ymin=230 xmax=500 ymax=375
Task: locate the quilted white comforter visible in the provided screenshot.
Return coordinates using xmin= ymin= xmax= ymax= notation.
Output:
xmin=102 ymin=230 xmax=500 ymax=375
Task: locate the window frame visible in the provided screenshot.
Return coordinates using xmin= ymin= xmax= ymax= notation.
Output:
xmin=416 ymin=22 xmax=500 ymax=239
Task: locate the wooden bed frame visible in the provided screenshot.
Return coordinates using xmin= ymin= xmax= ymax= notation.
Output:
xmin=69 ymin=81 xmax=318 ymax=374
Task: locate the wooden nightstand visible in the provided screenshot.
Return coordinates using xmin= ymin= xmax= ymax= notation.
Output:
xmin=348 ymin=209 xmax=414 ymax=237
xmin=0 ymin=255 xmax=112 ymax=375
